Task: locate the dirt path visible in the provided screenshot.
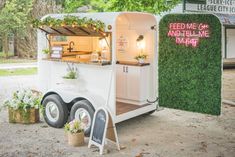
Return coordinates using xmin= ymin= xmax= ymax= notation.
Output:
xmin=223 ymin=69 xmax=235 ymax=102
xmin=0 ymin=74 xmax=234 ymax=157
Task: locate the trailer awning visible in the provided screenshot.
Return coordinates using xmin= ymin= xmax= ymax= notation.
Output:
xmin=39 ymin=26 xmax=106 ymax=37
xmin=216 ymin=14 xmax=235 ymax=27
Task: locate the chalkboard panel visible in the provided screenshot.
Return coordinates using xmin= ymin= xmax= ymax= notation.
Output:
xmin=91 ymin=110 xmax=106 ymax=145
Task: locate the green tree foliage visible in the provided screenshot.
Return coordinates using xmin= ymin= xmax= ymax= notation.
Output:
xmin=0 ymin=0 xmax=33 ymax=57
xmin=56 ymin=0 xmax=106 ymax=13
xmin=0 ymin=0 xmax=33 ymax=35
xmin=106 ymin=0 xmax=181 ymax=14
xmin=57 ymin=0 xmax=180 ymax=14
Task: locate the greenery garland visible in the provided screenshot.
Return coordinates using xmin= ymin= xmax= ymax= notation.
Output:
xmin=32 ymin=15 xmax=106 ymax=32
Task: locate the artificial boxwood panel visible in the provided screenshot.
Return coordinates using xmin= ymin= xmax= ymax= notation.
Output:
xmin=159 ymin=14 xmax=221 ymax=115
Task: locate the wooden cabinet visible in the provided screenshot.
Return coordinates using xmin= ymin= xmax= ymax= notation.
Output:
xmin=116 ymin=64 xmax=149 ymax=103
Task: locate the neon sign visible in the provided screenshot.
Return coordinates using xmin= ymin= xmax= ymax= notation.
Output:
xmin=167 ymin=23 xmax=210 ymax=47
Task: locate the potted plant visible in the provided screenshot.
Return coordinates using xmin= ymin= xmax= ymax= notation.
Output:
xmin=2 ymin=89 xmax=42 ymax=124
xmin=64 ymin=120 xmax=85 ymax=147
xmin=42 ymin=48 xmax=50 ymax=59
xmin=134 ymin=54 xmax=148 ymax=64
xmin=63 ymin=63 xmax=77 ymax=79
xmin=63 ymin=63 xmax=78 ymax=85
xmin=63 ymin=63 xmax=79 ymax=88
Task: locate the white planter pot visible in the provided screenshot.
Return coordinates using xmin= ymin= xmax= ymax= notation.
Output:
xmin=42 ymin=54 xmax=50 ymax=59
xmin=138 ymin=58 xmax=145 ymax=64
xmin=63 ymin=78 xmax=78 ymax=86
xmin=62 ymin=78 xmax=86 ymax=92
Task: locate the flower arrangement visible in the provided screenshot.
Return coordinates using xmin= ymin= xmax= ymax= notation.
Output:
xmin=64 ymin=119 xmax=85 ymax=146
xmin=63 ymin=63 xmax=77 ymax=79
xmin=134 ymin=54 xmax=148 ymax=60
xmin=64 ymin=120 xmax=84 ymax=134
xmin=2 ymin=89 xmax=42 ymax=124
xmin=3 ymin=89 xmax=42 ymax=111
xmin=134 ymin=53 xmax=148 ymax=64
xmin=32 ymin=15 xmax=105 ymax=32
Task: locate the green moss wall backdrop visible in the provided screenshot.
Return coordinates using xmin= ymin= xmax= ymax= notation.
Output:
xmin=159 ymin=14 xmax=222 ymax=115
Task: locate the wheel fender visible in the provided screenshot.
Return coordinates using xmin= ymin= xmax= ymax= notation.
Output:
xmin=41 ymin=89 xmax=105 ymax=110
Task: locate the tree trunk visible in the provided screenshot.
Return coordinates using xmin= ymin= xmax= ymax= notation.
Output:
xmin=2 ymin=33 xmax=9 ymax=58
xmin=14 ymin=33 xmax=18 ymax=57
xmin=16 ymin=0 xmax=62 ymax=58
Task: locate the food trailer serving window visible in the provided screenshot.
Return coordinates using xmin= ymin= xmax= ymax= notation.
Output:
xmin=34 ymin=15 xmax=112 ymax=66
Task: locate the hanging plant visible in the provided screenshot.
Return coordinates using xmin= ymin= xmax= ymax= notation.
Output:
xmin=32 ymin=15 xmax=106 ymax=32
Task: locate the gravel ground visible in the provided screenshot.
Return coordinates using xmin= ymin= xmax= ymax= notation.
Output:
xmin=223 ymin=69 xmax=235 ymax=102
xmin=0 ymin=72 xmax=234 ymax=157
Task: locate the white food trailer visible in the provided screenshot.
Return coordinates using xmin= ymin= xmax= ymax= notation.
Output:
xmin=38 ymin=12 xmax=158 ymax=136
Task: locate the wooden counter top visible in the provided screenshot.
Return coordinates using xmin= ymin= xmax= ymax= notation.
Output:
xmin=42 ymin=58 xmax=111 ymax=66
xmin=116 ymin=61 xmax=150 ymax=66
xmin=62 ymin=51 xmax=92 ymax=57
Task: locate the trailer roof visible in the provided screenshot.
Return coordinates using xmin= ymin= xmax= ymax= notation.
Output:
xmin=39 ymin=12 xmax=157 ymax=36
xmin=42 ymin=12 xmax=156 ymax=28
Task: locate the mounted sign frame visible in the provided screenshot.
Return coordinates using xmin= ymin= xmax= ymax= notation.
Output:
xmin=88 ymin=107 xmax=120 ymax=155
xmin=183 ymin=0 xmax=235 ymax=14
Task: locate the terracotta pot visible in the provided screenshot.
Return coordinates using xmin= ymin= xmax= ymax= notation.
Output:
xmin=8 ymin=107 xmax=39 ymax=124
xmin=67 ymin=132 xmax=85 ymax=147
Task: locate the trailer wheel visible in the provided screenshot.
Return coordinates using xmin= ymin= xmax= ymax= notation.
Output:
xmin=147 ymin=110 xmax=156 ymax=115
xmin=42 ymin=94 xmax=68 ymax=128
xmin=70 ymin=100 xmax=95 ymax=137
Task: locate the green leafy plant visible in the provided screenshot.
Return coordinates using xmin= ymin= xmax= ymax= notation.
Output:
xmin=42 ymin=48 xmax=50 ymax=54
xmin=63 ymin=63 xmax=77 ymax=79
xmin=134 ymin=54 xmax=147 ymax=60
xmin=64 ymin=119 xmax=84 ymax=134
xmin=159 ymin=14 xmax=221 ymax=115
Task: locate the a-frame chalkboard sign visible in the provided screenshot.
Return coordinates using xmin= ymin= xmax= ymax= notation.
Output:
xmin=88 ymin=107 xmax=120 ymax=155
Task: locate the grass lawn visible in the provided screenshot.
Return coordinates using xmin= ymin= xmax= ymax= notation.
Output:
xmin=0 ymin=68 xmax=37 ymax=76
xmin=0 ymin=58 xmax=37 ymax=64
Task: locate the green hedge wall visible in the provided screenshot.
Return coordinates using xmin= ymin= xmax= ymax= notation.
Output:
xmin=159 ymin=14 xmax=222 ymax=115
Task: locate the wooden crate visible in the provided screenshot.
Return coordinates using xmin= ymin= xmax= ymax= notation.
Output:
xmin=8 ymin=107 xmax=39 ymax=124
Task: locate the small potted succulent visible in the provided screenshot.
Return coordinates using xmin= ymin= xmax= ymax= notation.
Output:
xmin=64 ymin=120 xmax=85 ymax=147
xmin=42 ymin=48 xmax=50 ymax=59
xmin=2 ymin=89 xmax=42 ymax=124
xmin=134 ymin=54 xmax=148 ymax=64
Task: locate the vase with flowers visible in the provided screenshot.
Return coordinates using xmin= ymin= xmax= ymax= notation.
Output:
xmin=64 ymin=120 xmax=85 ymax=147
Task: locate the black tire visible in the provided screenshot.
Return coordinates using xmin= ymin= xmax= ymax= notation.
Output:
xmin=42 ymin=94 xmax=68 ymax=128
xmin=70 ymin=100 xmax=95 ymax=137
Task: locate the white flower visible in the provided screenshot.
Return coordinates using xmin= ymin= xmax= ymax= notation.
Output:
xmin=4 ymin=89 xmax=41 ymax=110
